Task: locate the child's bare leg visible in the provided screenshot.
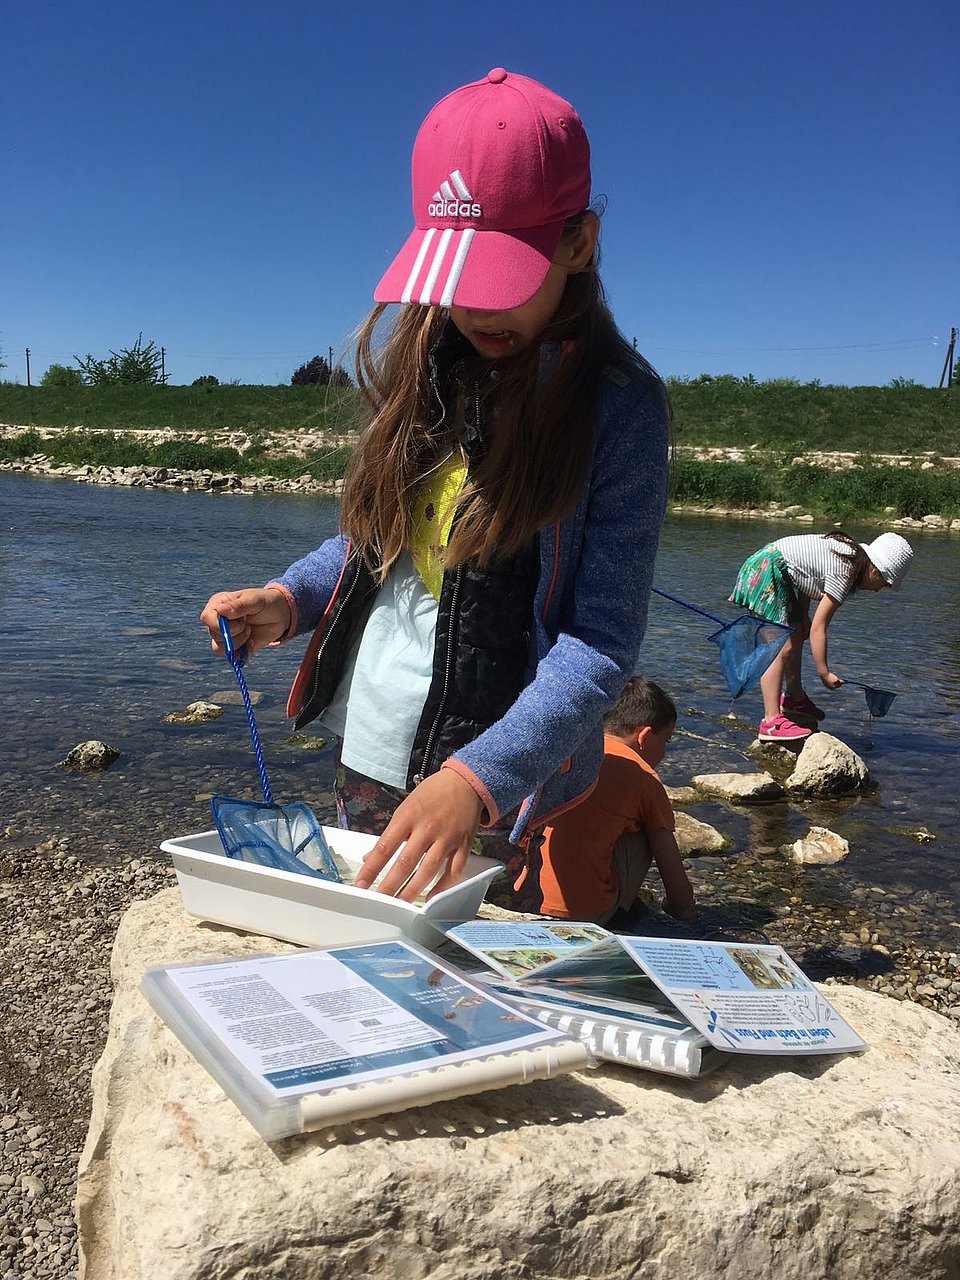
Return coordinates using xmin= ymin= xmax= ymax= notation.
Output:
xmin=759 ymin=641 xmax=791 ymax=721
xmin=782 ymin=612 xmax=809 ymax=699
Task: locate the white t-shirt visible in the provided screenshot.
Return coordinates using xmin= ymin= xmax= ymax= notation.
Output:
xmin=320 ymin=552 xmax=437 ymax=790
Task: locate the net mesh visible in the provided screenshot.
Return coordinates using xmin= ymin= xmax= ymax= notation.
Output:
xmin=849 ymin=682 xmax=897 ymax=718
xmin=210 ymin=797 xmax=343 ymax=879
xmin=708 ymin=616 xmax=794 ymax=699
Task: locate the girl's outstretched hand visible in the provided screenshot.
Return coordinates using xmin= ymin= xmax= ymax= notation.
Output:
xmin=820 ymin=671 xmax=844 ymax=690
xmin=200 ymin=588 xmax=292 ymax=658
xmin=354 ymin=771 xmax=485 ymax=902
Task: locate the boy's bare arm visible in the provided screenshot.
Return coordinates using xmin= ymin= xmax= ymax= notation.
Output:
xmin=647 ymin=827 xmax=696 ymax=920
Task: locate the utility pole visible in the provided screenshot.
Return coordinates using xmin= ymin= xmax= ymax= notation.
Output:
xmin=938 ymin=327 xmax=957 ymax=389
xmin=161 ymin=346 xmax=166 ymax=384
xmin=328 ymin=346 xmax=334 ymax=373
xmin=25 ymin=348 xmax=31 ymax=387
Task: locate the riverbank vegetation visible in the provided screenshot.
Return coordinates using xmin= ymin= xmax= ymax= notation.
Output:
xmin=2 ymin=377 xmax=959 ymax=455
xmin=3 ymin=376 xmax=959 ymax=520
xmin=4 ymin=426 xmax=959 ymax=521
xmin=0 ymin=382 xmax=358 ymax=435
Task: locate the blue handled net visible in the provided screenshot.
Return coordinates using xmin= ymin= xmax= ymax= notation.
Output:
xmin=210 ymin=615 xmax=341 ymax=880
xmin=707 ymin=615 xmax=796 ymax=700
xmin=653 ymin=588 xmax=793 ymax=699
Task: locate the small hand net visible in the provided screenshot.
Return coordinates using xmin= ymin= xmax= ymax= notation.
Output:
xmin=708 ymin=616 xmax=794 ymax=700
xmin=211 ymin=797 xmax=343 ymax=878
xmin=652 ymin=588 xmax=792 ymax=700
xmin=211 ymin=615 xmax=341 ymax=881
xmin=846 ymin=680 xmax=897 ymax=719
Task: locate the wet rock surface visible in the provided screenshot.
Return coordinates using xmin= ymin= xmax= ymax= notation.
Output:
xmin=59 ymin=743 xmax=120 ymax=774
xmin=161 ymin=700 xmax=223 ymax=725
xmin=785 ymin=732 xmax=871 ymax=796
xmin=783 ymin=825 xmax=850 ymax=865
xmin=690 ymin=770 xmax=785 ymax=803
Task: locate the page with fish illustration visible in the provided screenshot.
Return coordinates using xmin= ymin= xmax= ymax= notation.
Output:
xmin=523 ymin=935 xmax=867 ymax=1056
xmin=441 ymin=920 xmax=615 ymax=979
xmin=141 ymin=939 xmax=589 ymax=1140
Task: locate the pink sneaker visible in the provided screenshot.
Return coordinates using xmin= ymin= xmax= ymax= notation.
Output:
xmin=758 ymin=715 xmax=813 ymax=743
xmin=781 ymin=692 xmax=826 ymax=722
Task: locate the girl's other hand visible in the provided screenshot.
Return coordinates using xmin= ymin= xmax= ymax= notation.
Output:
xmin=200 ymin=588 xmax=292 ymax=658
xmin=820 ymin=671 xmax=844 ymax=690
xmin=353 ymin=771 xmax=484 ymax=902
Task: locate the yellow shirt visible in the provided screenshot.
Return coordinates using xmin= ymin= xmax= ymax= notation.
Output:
xmin=409 ymin=453 xmax=467 ymax=599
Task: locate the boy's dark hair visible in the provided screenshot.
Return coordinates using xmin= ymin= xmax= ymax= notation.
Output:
xmin=604 ymin=677 xmax=677 ymax=736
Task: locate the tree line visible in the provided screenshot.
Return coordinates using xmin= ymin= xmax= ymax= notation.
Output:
xmin=1 ymin=335 xmax=353 ymax=388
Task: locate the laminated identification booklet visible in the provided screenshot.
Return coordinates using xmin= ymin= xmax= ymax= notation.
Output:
xmin=440 ymin=921 xmax=723 ymax=1077
xmin=141 ymin=939 xmax=590 ymax=1141
xmin=443 ymin=922 xmax=866 ymax=1061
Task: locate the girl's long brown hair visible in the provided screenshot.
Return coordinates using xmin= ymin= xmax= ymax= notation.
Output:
xmin=339 ymin=217 xmax=667 ymax=578
xmin=823 ymin=530 xmax=870 ymax=591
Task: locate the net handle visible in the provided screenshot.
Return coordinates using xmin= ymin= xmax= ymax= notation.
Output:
xmin=218 ymin=615 xmax=274 ymax=806
xmin=652 ymin=586 xmax=726 ymax=626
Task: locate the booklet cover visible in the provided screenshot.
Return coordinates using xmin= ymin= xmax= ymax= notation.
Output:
xmin=141 ymin=938 xmax=591 ymax=1141
xmin=443 ymin=922 xmax=866 ymax=1059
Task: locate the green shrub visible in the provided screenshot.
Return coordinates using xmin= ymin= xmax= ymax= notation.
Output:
xmin=40 ymin=363 xmax=84 ymax=388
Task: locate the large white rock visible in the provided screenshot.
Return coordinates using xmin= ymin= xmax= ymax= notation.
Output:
xmin=674 ymin=809 xmax=726 ymax=853
xmin=783 ymin=825 xmax=850 ymax=865
xmin=786 ymin=732 xmax=870 ymax=796
xmin=77 ymin=890 xmax=960 ymax=1280
xmin=690 ymin=770 xmax=786 ymax=803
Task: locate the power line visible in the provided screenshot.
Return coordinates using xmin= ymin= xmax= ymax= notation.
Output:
xmin=631 ymin=337 xmax=939 ymax=356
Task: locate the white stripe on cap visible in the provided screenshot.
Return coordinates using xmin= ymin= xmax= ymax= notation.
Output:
xmin=400 ymin=228 xmax=437 ymax=303
xmin=438 ymin=228 xmax=474 ymax=306
xmin=418 ymin=227 xmax=454 ymax=304
xmin=439 ymin=180 xmax=455 ymax=201
xmin=449 ymin=169 xmax=471 ymax=199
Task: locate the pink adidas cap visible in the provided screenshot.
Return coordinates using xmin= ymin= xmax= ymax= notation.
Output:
xmin=374 ymin=67 xmax=591 ymax=313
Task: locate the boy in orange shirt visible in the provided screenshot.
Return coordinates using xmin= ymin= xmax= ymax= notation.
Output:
xmin=515 ymin=677 xmax=695 ymax=926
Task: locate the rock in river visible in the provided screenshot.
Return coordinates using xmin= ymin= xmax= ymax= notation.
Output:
xmin=61 ymin=739 xmax=120 ymax=772
xmin=785 ymin=732 xmax=870 ymax=797
xmin=690 ymin=770 xmax=786 ymax=804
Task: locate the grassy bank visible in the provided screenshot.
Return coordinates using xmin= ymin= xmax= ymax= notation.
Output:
xmin=2 ymin=379 xmax=959 ymax=456
xmin=4 ymin=427 xmax=959 ymax=520
xmin=666 ymin=378 xmax=959 ymax=455
xmin=0 ymin=382 xmax=359 ymax=435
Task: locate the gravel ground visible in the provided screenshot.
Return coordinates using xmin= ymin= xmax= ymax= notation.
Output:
xmin=2 ymin=832 xmax=959 ymax=1280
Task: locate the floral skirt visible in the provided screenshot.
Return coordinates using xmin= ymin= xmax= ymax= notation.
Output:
xmin=334 ymin=757 xmax=529 ymax=909
xmin=729 ymin=544 xmax=800 ymax=626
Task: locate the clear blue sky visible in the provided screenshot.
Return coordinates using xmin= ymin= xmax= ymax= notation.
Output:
xmin=3 ymin=0 xmax=957 ymax=388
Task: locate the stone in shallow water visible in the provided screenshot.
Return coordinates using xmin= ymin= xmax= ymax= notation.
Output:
xmin=675 ymin=810 xmax=726 ymax=854
xmin=690 ymin=770 xmax=785 ymax=804
xmin=783 ymin=825 xmax=850 ymax=865
xmin=785 ymin=732 xmax=870 ymax=796
xmin=61 ymin=740 xmax=120 ymax=772
xmin=162 ymin=700 xmax=223 ymax=725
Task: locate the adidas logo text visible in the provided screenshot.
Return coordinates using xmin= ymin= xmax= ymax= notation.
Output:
xmin=428 ymin=169 xmax=481 ymax=220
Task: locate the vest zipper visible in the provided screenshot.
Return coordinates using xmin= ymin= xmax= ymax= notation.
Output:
xmin=413 ymin=562 xmax=464 ymax=785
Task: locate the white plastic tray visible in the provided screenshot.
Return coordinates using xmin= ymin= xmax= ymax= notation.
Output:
xmin=161 ymin=827 xmax=503 ymax=949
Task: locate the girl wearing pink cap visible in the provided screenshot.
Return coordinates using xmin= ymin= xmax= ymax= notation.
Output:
xmin=729 ymin=529 xmax=913 ymax=742
xmin=202 ymin=69 xmax=670 ymax=903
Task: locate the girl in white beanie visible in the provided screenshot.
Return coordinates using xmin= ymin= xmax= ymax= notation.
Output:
xmin=729 ymin=530 xmax=913 ymax=742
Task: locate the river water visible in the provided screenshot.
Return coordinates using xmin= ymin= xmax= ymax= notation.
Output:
xmin=3 ymin=471 xmax=958 ymax=946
